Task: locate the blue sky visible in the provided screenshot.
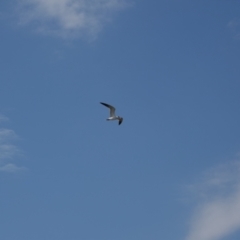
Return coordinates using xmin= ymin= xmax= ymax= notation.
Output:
xmin=1 ymin=0 xmax=240 ymax=240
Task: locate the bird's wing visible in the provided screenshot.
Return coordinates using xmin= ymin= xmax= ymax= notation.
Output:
xmin=100 ymin=102 xmax=116 ymax=117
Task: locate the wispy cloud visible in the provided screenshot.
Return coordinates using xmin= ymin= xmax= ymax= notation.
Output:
xmin=0 ymin=122 xmax=26 ymax=173
xmin=185 ymin=156 xmax=240 ymax=240
xmin=0 ymin=163 xmax=26 ymax=172
xmin=0 ymin=143 xmax=20 ymax=160
xmin=0 ymin=114 xmax=9 ymax=123
xmin=17 ymin=0 xmax=131 ymax=39
xmin=228 ymin=19 xmax=240 ymax=39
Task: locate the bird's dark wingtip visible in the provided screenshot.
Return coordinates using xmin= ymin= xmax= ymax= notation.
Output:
xmin=100 ymin=102 xmax=107 ymax=106
xmin=118 ymin=118 xmax=123 ymax=125
xmin=100 ymin=102 xmax=113 ymax=109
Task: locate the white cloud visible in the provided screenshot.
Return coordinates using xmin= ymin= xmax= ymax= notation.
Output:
xmin=17 ymin=0 xmax=131 ymax=39
xmin=185 ymin=159 xmax=240 ymax=240
xmin=0 ymin=126 xmax=25 ymax=173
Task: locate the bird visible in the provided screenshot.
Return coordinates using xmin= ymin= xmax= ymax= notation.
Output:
xmin=100 ymin=102 xmax=123 ymax=125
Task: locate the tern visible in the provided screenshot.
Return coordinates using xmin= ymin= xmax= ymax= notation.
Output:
xmin=100 ymin=102 xmax=123 ymax=125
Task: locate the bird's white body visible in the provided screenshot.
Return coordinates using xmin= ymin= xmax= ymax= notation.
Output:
xmin=107 ymin=116 xmax=119 ymax=120
xmin=107 ymin=117 xmax=115 ymax=120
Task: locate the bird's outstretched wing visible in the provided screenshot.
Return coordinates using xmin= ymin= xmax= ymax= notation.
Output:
xmin=100 ymin=102 xmax=116 ymax=117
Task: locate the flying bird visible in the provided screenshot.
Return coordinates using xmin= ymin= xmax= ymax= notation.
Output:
xmin=100 ymin=102 xmax=123 ymax=125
